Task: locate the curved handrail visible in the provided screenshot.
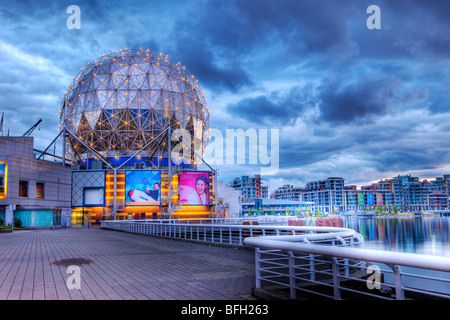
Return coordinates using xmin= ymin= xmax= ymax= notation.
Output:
xmin=243 ymin=237 xmax=450 ymax=273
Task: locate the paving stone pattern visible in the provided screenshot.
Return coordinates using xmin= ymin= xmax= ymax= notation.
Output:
xmin=0 ymin=227 xmax=256 ymax=300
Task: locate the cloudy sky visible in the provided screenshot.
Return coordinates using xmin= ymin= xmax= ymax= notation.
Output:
xmin=1 ymin=0 xmax=449 ymax=192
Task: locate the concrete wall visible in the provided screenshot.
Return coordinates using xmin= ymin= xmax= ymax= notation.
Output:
xmin=0 ymin=137 xmax=35 ymax=158
xmin=0 ymin=154 xmax=71 ymax=208
xmin=0 ymin=136 xmax=72 ymax=227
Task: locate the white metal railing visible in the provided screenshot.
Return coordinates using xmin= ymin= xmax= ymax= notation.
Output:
xmin=126 ymin=215 xmax=298 ymax=225
xmin=243 ymin=236 xmax=450 ymax=300
xmin=100 ymin=219 xmax=363 ymax=247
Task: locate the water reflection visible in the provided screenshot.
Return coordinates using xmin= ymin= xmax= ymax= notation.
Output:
xmin=341 ymin=215 xmax=450 ymax=257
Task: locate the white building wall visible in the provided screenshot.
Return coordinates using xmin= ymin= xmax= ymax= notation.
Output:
xmin=216 ymin=180 xmax=242 ymax=217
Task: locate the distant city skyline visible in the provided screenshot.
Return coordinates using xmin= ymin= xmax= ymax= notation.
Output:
xmin=229 ymin=171 xmax=450 ymax=194
xmin=1 ymin=0 xmax=450 ymax=192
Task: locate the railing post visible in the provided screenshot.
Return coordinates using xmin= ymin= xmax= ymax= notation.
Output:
xmin=388 ymin=264 xmax=405 ymax=300
xmin=331 ymin=257 xmax=341 ymax=300
xmin=310 ymin=254 xmax=315 ymax=281
xmin=344 ymin=259 xmax=349 ymax=277
xmin=288 ymin=251 xmax=296 ymax=299
xmin=255 ymin=248 xmax=261 ymax=289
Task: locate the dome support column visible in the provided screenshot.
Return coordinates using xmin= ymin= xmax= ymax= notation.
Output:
xmin=168 ymin=126 xmax=172 ymax=220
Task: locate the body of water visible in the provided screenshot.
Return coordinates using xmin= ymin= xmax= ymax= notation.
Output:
xmin=340 ymin=215 xmax=450 ymax=257
xmin=338 ymin=215 xmax=450 ymax=295
xmin=294 ymin=214 xmax=450 ymax=295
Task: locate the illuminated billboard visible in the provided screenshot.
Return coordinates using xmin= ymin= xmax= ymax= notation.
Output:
xmin=179 ymin=171 xmax=210 ymax=206
xmin=125 ymin=170 xmax=161 ymax=206
xmin=0 ymin=162 xmax=7 ymax=198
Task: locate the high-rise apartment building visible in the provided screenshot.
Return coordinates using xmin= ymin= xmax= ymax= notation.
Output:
xmin=271 ymin=174 xmax=450 ymax=212
xmin=229 ymin=174 xmax=269 ymax=201
xmin=271 ymin=184 xmax=303 ymax=201
xmin=301 ymin=177 xmax=344 ymax=213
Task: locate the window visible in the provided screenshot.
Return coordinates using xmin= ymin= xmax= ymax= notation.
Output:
xmin=19 ymin=180 xmax=28 ymax=197
xmin=36 ymin=182 xmax=44 ymax=199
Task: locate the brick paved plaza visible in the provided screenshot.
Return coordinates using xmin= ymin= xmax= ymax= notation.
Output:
xmin=0 ymin=227 xmax=256 ymax=300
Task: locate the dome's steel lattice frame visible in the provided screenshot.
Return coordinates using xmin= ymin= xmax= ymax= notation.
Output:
xmin=39 ymin=48 xmax=215 ymax=219
xmin=59 ymin=48 xmax=210 ymax=161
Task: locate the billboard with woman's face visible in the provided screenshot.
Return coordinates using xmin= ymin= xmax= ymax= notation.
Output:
xmin=125 ymin=170 xmax=161 ymax=206
xmin=179 ymin=171 xmax=210 ymax=206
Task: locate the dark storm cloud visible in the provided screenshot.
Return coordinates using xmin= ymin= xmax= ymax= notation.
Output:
xmin=275 ymin=109 xmax=450 ymax=184
xmin=202 ymin=0 xmax=354 ymax=55
xmin=375 ymin=150 xmax=445 ymax=173
xmin=225 ymin=72 xmax=427 ymax=127
xmin=226 ymin=85 xmax=315 ymax=126
xmin=166 ymin=0 xmax=360 ymax=92
xmin=317 ymin=74 xmax=402 ymax=125
xmin=380 ymin=0 xmax=450 ymax=60
xmin=168 ymin=38 xmax=254 ymax=92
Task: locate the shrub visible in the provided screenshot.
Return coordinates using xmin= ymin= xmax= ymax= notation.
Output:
xmin=13 ymin=217 xmax=22 ymax=228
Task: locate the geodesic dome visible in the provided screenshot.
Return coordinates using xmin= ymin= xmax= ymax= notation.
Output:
xmin=59 ymin=48 xmax=210 ymax=165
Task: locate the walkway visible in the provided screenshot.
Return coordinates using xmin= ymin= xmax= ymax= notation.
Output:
xmin=0 ymin=226 xmax=256 ymax=300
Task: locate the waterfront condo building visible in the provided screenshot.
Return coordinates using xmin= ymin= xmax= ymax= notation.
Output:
xmin=271 ymin=184 xmax=303 ymax=201
xmin=301 ymin=177 xmax=344 ymax=213
xmin=273 ymin=174 xmax=450 ymax=213
xmin=228 ymin=175 xmax=269 ymax=201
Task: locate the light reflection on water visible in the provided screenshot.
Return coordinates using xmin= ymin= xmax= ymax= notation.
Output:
xmin=340 ymin=215 xmax=450 ymax=257
xmin=299 ymin=215 xmax=450 ymax=294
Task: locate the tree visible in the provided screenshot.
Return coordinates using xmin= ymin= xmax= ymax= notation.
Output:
xmin=305 ymin=208 xmax=311 ymax=217
xmin=392 ymin=205 xmax=398 ymax=214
